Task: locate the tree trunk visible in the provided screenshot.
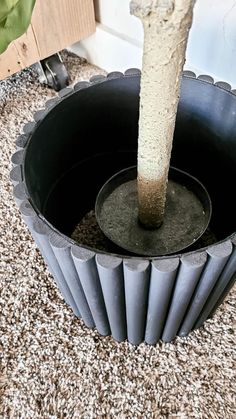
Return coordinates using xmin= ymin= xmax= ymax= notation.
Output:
xmin=130 ymin=0 xmax=196 ymax=228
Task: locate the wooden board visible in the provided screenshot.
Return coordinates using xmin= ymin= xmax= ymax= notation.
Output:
xmin=0 ymin=0 xmax=95 ymax=80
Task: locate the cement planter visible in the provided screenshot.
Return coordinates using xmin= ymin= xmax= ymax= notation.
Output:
xmin=11 ymin=70 xmax=236 ymax=345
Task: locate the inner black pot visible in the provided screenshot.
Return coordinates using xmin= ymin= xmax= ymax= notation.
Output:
xmin=24 ymin=74 xmax=236 ymax=251
xmin=14 ymin=72 xmax=236 ymax=345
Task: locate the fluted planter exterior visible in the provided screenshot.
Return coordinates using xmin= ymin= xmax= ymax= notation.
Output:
xmin=11 ymin=71 xmax=236 ymax=345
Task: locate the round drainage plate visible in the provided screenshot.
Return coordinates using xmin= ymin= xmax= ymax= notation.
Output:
xmin=95 ymin=166 xmax=212 ymax=256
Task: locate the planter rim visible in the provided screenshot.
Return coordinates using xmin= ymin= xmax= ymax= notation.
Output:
xmin=12 ymin=69 xmax=236 ymax=262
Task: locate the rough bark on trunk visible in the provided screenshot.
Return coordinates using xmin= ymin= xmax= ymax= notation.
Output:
xmin=130 ymin=0 xmax=196 ymax=228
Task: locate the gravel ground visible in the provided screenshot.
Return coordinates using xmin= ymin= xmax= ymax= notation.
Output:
xmin=0 ymin=51 xmax=236 ymax=419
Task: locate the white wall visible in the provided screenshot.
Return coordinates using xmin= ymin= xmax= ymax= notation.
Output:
xmin=70 ymin=0 xmax=236 ymax=87
xmin=187 ymin=0 xmax=236 ymax=86
xmin=94 ymin=0 xmax=143 ymax=43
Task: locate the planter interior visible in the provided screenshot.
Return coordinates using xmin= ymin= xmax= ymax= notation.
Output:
xmin=24 ymin=75 xmax=236 ymax=254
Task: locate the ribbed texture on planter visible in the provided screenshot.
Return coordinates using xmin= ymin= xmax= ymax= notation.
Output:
xmin=11 ymin=70 xmax=236 ymax=344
